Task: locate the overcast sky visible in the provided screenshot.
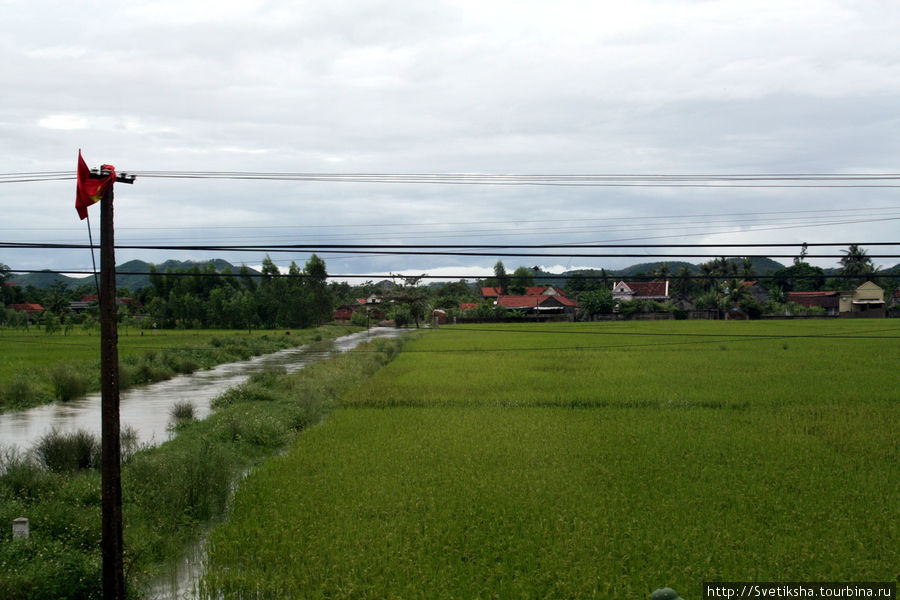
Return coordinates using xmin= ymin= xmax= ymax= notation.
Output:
xmin=2 ymin=0 xmax=899 ymax=281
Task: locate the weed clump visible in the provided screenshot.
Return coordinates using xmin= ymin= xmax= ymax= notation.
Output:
xmin=126 ymin=439 xmax=236 ymax=525
xmin=48 ymin=363 xmax=91 ymax=402
xmin=0 ymin=374 xmax=38 ymax=408
xmin=0 ymin=448 xmax=50 ymax=500
xmin=170 ymin=400 xmax=196 ymax=423
xmin=34 ymin=429 xmax=101 ymax=472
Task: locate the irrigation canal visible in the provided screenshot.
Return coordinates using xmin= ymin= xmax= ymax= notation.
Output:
xmin=2 ymin=326 xmax=410 ymax=600
xmin=0 ymin=327 xmax=407 ymax=454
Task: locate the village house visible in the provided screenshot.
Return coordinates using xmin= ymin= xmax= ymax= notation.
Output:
xmin=333 ymin=294 xmax=385 ymax=323
xmin=785 ymin=283 xmax=887 ymax=318
xmin=495 ymin=294 xmax=579 ymax=315
xmin=741 ymin=281 xmax=770 ymax=304
xmin=786 ymin=291 xmax=841 ymax=316
xmin=479 ymin=284 xmax=579 ymax=317
xmin=9 ymin=303 xmax=44 ymax=314
xmin=838 ymin=281 xmax=885 ymax=318
xmin=611 ymin=281 xmax=670 ymax=302
xmin=68 ymin=295 xmax=143 ymax=314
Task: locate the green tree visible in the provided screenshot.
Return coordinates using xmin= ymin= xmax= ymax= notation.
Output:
xmin=385 ymin=275 xmax=430 ymax=327
xmin=838 ymin=244 xmax=875 ymax=288
xmin=652 ymin=263 xmax=670 ymax=280
xmin=578 ymin=289 xmax=616 ymax=319
xmin=509 ymin=266 xmax=536 ymax=294
xmin=566 ymin=273 xmax=589 ymax=295
xmin=0 ymin=263 xmax=26 ymax=306
xmin=491 ymin=261 xmax=509 ymax=295
xmin=741 ymin=257 xmax=755 ymax=280
xmin=45 ymin=281 xmax=71 ymax=323
xmin=42 ymin=311 xmax=61 ymax=335
xmin=304 ymin=254 xmax=334 ymax=326
xmin=772 ymin=262 xmax=825 ymax=292
xmin=672 ymin=265 xmax=696 ymax=298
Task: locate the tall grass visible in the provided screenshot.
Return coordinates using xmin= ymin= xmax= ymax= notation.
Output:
xmin=169 ymin=400 xmax=196 ymax=423
xmin=33 ymin=429 xmax=101 ymax=472
xmin=47 ymin=363 xmax=92 ymax=402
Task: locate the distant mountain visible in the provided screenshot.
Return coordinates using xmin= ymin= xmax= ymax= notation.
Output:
xmin=9 ymin=259 xmax=259 ymax=292
xmin=616 ymin=261 xmax=699 ymax=277
xmin=744 ymin=257 xmax=786 ymax=275
xmin=7 ymin=270 xmax=76 ymax=290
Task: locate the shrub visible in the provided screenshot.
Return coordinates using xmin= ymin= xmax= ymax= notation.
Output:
xmin=162 ymin=350 xmax=200 ymax=374
xmin=126 ymin=440 xmax=236 ymax=525
xmin=217 ymin=413 xmax=286 ymax=448
xmin=170 ymin=400 xmax=196 ymax=423
xmin=0 ymin=449 xmax=50 ymax=500
xmin=248 ymin=367 xmax=287 ymax=388
xmin=48 ymin=363 xmax=91 ymax=402
xmin=0 ymin=374 xmax=37 ymax=407
xmin=120 ymin=425 xmax=141 ymax=464
xmin=34 ymin=429 xmax=101 ymax=472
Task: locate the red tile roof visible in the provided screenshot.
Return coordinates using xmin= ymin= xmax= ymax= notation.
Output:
xmin=786 ymin=291 xmax=839 ymax=308
xmin=10 ymin=303 xmax=44 ymax=313
xmin=333 ymin=307 xmax=355 ymax=320
xmin=497 ymin=295 xmax=579 ymax=309
xmin=525 ymin=286 xmax=569 ymax=297
xmin=616 ymin=281 xmax=669 ymax=297
xmin=481 ymin=287 xmax=503 ymax=297
xmin=458 ymin=302 xmax=479 ymax=310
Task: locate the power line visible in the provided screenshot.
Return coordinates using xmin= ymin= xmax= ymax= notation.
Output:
xmin=5 ymin=269 xmax=895 ymax=281
xmin=6 ymin=170 xmax=900 ymax=187
xmin=5 ymin=205 xmax=900 ymax=232
xmin=3 ymin=241 xmax=898 ymax=259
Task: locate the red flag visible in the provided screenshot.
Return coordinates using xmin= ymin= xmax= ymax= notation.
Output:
xmin=75 ymin=150 xmax=116 ymax=220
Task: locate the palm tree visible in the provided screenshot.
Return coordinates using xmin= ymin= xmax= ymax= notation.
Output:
xmin=839 ymin=244 xmax=875 ymax=287
xmin=673 ymin=265 xmax=694 ymax=297
xmin=742 ymin=257 xmax=754 ymax=280
xmin=654 ymin=262 xmax=670 ymax=280
xmin=699 ymin=263 xmax=715 ymax=292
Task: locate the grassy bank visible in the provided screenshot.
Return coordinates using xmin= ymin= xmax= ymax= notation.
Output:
xmin=0 ymin=333 xmax=408 ymax=600
xmin=0 ymin=325 xmax=359 ymax=412
xmin=200 ymin=321 xmax=899 ymax=599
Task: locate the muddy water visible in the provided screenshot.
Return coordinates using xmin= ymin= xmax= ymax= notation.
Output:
xmin=0 ymin=327 xmax=406 ymax=454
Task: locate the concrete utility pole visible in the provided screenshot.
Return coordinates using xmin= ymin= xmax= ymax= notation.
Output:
xmin=94 ymin=168 xmax=134 ymax=599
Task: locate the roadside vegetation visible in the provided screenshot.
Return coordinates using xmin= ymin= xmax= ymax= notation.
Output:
xmin=0 ymin=334 xmax=409 ymax=600
xmin=200 ymin=320 xmax=899 ymax=599
xmin=0 ymin=325 xmax=358 ymax=412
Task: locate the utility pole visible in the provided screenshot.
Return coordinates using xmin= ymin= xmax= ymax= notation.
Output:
xmin=94 ymin=167 xmax=134 ymax=599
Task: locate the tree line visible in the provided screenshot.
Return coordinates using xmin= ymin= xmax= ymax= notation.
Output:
xmin=1 ymin=245 xmax=896 ymax=331
xmin=0 ymin=255 xmax=335 ymax=332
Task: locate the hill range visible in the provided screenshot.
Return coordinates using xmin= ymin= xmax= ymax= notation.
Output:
xmin=8 ymin=257 xmax=898 ymax=292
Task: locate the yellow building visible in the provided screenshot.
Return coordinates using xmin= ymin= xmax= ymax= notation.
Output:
xmin=838 ymin=281 xmax=885 ymax=318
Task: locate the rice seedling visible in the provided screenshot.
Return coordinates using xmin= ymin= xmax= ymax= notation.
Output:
xmin=202 ymin=320 xmax=900 ymax=599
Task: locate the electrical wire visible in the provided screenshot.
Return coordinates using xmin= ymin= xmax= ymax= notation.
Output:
xmin=5 ymin=170 xmax=900 ymax=187
xmin=4 ymin=269 xmax=895 ymax=281
xmin=3 ymin=241 xmax=898 ymax=260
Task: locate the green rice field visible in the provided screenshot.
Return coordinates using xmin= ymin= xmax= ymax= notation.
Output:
xmin=201 ymin=320 xmax=899 ymax=599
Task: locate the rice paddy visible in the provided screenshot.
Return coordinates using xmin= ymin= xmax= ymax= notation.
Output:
xmin=201 ymin=320 xmax=900 ymax=599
